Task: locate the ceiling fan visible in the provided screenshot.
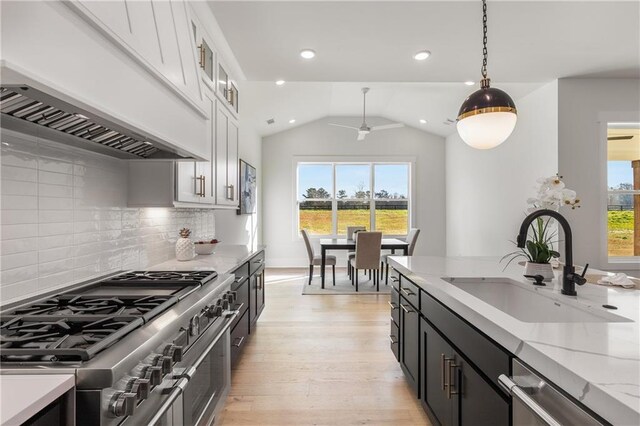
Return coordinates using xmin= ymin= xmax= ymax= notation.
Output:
xmin=328 ymin=87 xmax=404 ymax=141
xmin=607 ymin=135 xmax=634 ymax=141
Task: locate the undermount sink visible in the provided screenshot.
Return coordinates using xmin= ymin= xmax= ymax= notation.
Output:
xmin=442 ymin=277 xmax=631 ymax=323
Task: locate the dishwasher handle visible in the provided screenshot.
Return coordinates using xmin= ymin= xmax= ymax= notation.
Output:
xmin=498 ymin=374 xmax=562 ymax=426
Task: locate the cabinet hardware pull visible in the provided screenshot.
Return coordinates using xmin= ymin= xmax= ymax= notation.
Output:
xmin=441 ymin=354 xmax=454 ymax=391
xmin=400 ymin=304 xmax=413 ymax=314
xmin=498 ymin=375 xmax=562 ymax=426
xmin=198 ymin=44 xmax=205 ymax=69
xmin=196 ymin=175 xmax=205 ymax=196
xmin=232 ymin=336 xmax=245 ymax=348
xmin=401 ymin=288 xmax=415 ymax=296
xmin=447 ymin=361 xmax=460 ymax=399
xmin=387 ymin=301 xmax=398 ymax=310
xmin=202 ymin=175 xmax=206 ymax=197
xmin=228 ymin=184 xmax=235 ymax=200
xmin=389 ymin=335 xmax=398 ymax=345
xmin=234 ymin=276 xmax=246 ymax=283
xmin=390 ymin=276 xmax=399 ymax=282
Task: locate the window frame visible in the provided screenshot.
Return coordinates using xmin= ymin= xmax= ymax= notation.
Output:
xmin=599 ymin=117 xmax=640 ymax=269
xmin=294 ymin=159 xmax=413 ymax=239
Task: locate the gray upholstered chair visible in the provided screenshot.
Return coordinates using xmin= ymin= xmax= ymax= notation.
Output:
xmin=346 ymin=226 xmax=366 ymax=278
xmin=382 ymin=228 xmax=420 ymax=284
xmin=349 ymin=231 xmax=382 ymax=292
xmin=301 ymin=229 xmax=336 ymax=285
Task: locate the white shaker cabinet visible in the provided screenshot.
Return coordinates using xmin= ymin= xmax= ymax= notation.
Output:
xmin=216 ymin=103 xmax=239 ymax=207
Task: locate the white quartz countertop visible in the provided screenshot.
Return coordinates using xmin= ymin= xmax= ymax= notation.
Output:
xmin=149 ymin=244 xmax=265 ymax=274
xmin=0 ymin=374 xmax=74 ymax=425
xmin=388 ymin=256 xmax=640 ymax=426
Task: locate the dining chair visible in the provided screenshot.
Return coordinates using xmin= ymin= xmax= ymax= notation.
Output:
xmin=346 ymin=226 xmax=366 ymax=279
xmin=382 ymin=228 xmax=420 ymax=284
xmin=301 ymin=229 xmax=336 ymax=285
xmin=349 ymin=231 xmax=382 ymax=292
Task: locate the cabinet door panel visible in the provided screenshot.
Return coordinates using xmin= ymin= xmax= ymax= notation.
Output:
xmin=456 ymin=357 xmax=509 ymax=426
xmin=421 ymin=318 xmax=452 ymax=426
xmin=215 ymin=104 xmax=229 ymax=205
xmin=76 ymin=0 xmax=132 ymax=41
xmin=400 ymin=295 xmax=419 ymax=396
xmin=227 ymin=119 xmax=239 ymax=205
xmin=126 ymin=1 xmax=162 ymax=66
xmin=175 ymin=161 xmax=199 ymax=203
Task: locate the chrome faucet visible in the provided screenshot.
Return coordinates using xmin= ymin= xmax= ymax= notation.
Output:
xmin=517 ymin=209 xmax=587 ymax=296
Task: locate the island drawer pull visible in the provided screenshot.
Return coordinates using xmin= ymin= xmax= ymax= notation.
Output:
xmin=401 ymin=288 xmax=415 ymax=296
xmin=388 ymin=301 xmax=398 ymax=310
xmin=447 ymin=360 xmax=460 ymax=399
xmin=389 ymin=335 xmax=398 ymax=345
xmin=400 ymin=304 xmax=413 ymax=314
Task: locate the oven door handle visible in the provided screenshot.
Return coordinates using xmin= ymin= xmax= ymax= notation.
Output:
xmin=183 ymin=311 xmax=238 ymax=379
xmin=498 ymin=374 xmax=562 ymax=426
xmin=145 ymin=377 xmax=188 ymax=426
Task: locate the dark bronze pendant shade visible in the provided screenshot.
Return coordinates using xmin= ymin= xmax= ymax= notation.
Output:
xmin=457 ymin=79 xmax=517 ymax=121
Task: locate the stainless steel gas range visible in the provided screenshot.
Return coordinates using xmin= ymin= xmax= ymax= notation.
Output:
xmin=0 ymin=270 xmax=240 ymax=426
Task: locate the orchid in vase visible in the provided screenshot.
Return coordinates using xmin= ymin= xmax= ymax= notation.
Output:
xmin=502 ymin=175 xmax=580 ymax=279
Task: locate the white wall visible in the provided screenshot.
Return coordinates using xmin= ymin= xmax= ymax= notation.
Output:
xmin=0 ymin=130 xmax=216 ymax=304
xmin=262 ymin=117 xmax=446 ymax=267
xmin=557 ymin=78 xmax=640 ymax=271
xmin=446 ymin=81 xmax=559 ymax=257
xmin=214 ymin=123 xmax=262 ymax=249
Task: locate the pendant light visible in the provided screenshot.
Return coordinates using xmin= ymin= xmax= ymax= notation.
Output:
xmin=457 ymin=0 xmax=517 ymax=149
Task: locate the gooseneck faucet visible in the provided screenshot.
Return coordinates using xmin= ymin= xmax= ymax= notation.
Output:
xmin=517 ymin=209 xmax=586 ymax=296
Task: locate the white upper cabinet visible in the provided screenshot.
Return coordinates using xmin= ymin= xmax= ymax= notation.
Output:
xmin=216 ymin=102 xmax=239 ymax=207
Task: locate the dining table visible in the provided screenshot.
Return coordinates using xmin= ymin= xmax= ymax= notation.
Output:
xmin=319 ymin=238 xmax=409 ymax=288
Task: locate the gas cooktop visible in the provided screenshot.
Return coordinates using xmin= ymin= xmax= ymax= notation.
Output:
xmin=0 ymin=270 xmax=218 ymax=363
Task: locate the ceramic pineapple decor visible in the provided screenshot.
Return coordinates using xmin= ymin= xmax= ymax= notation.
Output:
xmin=176 ymin=228 xmax=195 ymax=261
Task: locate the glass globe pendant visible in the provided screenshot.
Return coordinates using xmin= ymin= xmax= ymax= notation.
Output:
xmin=457 ymin=0 xmax=517 ymax=149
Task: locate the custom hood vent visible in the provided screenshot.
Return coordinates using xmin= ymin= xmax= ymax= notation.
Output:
xmin=0 ymin=85 xmax=191 ymax=159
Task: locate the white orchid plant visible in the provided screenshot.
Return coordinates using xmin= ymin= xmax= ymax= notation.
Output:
xmin=502 ymin=174 xmax=580 ymax=267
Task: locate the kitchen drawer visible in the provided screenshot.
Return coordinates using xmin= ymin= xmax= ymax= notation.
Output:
xmin=421 ymin=290 xmax=510 ymax=391
xmin=249 ymin=251 xmax=265 ymax=275
xmin=400 ymin=278 xmax=420 ymax=310
xmin=390 ymin=268 xmax=401 ymax=291
xmin=390 ymin=319 xmax=399 ymax=362
xmin=231 ymin=277 xmax=249 ymax=331
xmin=390 ymin=288 xmax=400 ymax=325
xmin=232 ymin=262 xmax=250 ymax=284
xmin=230 ymin=309 xmax=249 ymax=369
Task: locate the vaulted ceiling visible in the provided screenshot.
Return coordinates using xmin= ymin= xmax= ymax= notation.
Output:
xmin=209 ymin=1 xmax=640 ymax=136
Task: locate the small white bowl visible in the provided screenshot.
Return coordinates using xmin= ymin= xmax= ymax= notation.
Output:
xmin=194 ymin=242 xmax=218 ymax=255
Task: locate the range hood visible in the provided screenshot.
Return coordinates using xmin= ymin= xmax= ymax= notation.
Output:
xmin=0 ymin=85 xmax=193 ymax=160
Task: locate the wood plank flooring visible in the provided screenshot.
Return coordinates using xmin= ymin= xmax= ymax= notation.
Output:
xmin=217 ymin=268 xmax=430 ymax=425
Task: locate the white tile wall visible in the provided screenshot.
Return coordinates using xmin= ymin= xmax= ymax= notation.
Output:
xmin=0 ymin=130 xmax=215 ymax=304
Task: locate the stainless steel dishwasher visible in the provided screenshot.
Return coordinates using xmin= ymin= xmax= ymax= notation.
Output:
xmin=499 ymin=359 xmax=604 ymax=426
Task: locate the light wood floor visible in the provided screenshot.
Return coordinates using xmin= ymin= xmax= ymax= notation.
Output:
xmin=217 ymin=268 xmax=430 ymax=426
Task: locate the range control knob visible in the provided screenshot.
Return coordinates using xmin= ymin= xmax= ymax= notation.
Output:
xmin=215 ymin=298 xmax=222 ymax=306
xmin=189 ymin=315 xmax=200 ymax=336
xmin=230 ymin=291 xmax=237 ymax=302
xmin=226 ymin=292 xmax=236 ymax=304
xmin=126 ymin=378 xmax=150 ymax=400
xmin=211 ymin=305 xmax=223 ymax=317
xmin=163 ymin=344 xmax=183 ymax=362
xmin=142 ymin=366 xmax=162 ymax=386
xmin=153 ymin=355 xmax=173 ymax=374
xmin=110 ymin=391 xmax=137 ymax=417
xmin=221 ymin=299 xmax=230 ymax=310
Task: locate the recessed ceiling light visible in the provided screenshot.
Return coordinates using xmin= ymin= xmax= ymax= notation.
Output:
xmin=419 ymin=119 xmax=427 ymax=124
xmin=464 ymin=81 xmax=475 ymax=86
xmin=300 ymin=49 xmax=316 ymax=59
xmin=413 ymin=50 xmax=431 ymax=61
xmin=275 ymin=80 xmax=285 ymax=86
xmin=289 ymin=119 xmax=296 ymax=124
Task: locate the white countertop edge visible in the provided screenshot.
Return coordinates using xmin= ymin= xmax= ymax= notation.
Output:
xmin=0 ymin=374 xmax=75 ymax=426
xmin=388 ymin=257 xmax=640 ymax=425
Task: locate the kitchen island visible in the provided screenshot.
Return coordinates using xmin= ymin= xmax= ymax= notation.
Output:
xmin=388 ymin=256 xmax=639 ymax=426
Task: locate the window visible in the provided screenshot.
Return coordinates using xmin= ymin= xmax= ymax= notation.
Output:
xmin=607 ymin=123 xmax=639 ymax=259
xmin=297 ymin=162 xmax=410 ymax=236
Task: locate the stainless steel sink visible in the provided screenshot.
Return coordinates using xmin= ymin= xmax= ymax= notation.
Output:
xmin=442 ymin=277 xmax=631 ymax=323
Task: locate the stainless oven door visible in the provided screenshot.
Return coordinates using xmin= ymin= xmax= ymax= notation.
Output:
xmin=499 ymin=360 xmax=603 ymax=426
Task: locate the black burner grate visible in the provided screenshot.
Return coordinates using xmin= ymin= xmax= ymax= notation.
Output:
xmin=103 ymin=270 xmax=217 ymax=285
xmin=0 ymin=316 xmax=143 ymax=361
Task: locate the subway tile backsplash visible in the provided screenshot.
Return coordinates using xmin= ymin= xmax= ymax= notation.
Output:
xmin=0 ymin=129 xmax=215 ymax=305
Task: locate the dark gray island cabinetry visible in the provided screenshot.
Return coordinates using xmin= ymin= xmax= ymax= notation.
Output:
xmin=390 ymin=267 xmax=509 ymax=426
